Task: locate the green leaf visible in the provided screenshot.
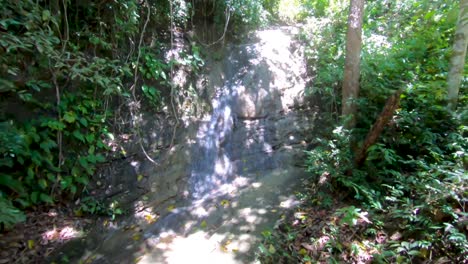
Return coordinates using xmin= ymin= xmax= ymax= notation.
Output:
xmin=42 ymin=10 xmax=51 ymax=21
xmin=71 ymin=166 xmax=79 ymax=176
xmin=87 ymin=154 xmax=97 ymax=164
xmin=0 ymin=198 xmax=26 ymax=229
xmin=408 ymin=250 xmax=421 ymax=256
xmin=85 ymin=133 xmax=95 ymax=143
xmin=44 ymin=120 xmax=66 ymax=131
xmin=75 ymin=176 xmax=89 ymax=185
xmin=78 ymin=157 xmax=89 ymax=169
xmin=63 ymin=112 xmax=76 ymax=123
xmin=95 ymin=154 xmax=105 ymax=163
xmin=61 ymin=176 xmax=73 ymax=189
xmin=39 ymin=139 xmax=57 ymax=153
xmin=79 ymin=118 xmax=88 ymax=127
xmin=31 ymin=151 xmax=43 ymax=166
xmin=38 ymin=178 xmax=48 ymax=189
xmin=0 ymin=174 xmax=25 ymax=194
xmin=73 ymin=130 xmax=85 ymax=142
xmin=88 ymin=145 xmax=95 ymax=154
xmin=39 ymin=193 xmax=54 ymax=204
xmin=0 ymin=157 xmax=14 ymax=168
xmin=31 ymin=192 xmax=39 ymax=204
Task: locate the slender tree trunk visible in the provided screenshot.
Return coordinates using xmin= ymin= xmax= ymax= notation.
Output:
xmin=355 ymin=90 xmax=402 ymax=167
xmin=342 ymin=0 xmax=365 ymax=128
xmin=448 ymin=0 xmax=468 ymax=110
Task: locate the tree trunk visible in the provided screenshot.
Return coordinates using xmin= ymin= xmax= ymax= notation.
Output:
xmin=448 ymin=0 xmax=468 ymax=110
xmin=355 ymin=90 xmax=402 ymax=167
xmin=342 ymin=0 xmax=365 ymax=128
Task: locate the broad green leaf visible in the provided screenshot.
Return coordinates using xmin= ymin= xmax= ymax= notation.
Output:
xmin=78 ymin=157 xmax=89 ymax=168
xmin=86 ymin=134 xmax=95 ymax=143
xmin=60 ymin=176 xmax=73 ymax=189
xmin=38 ymin=179 xmax=48 ymax=189
xmin=73 ymin=130 xmax=85 ymax=142
xmin=39 ymin=193 xmax=53 ymax=204
xmin=75 ymin=176 xmax=89 ymax=185
xmin=63 ymin=112 xmax=76 ymax=123
xmin=40 ymin=139 xmax=57 ymax=153
xmin=31 ymin=192 xmax=39 ymax=203
xmin=42 ymin=10 xmax=51 ymax=21
xmin=88 ymin=146 xmax=95 ymax=154
xmin=95 ymin=154 xmax=105 ymax=163
xmin=79 ymin=118 xmax=88 ymax=127
xmin=0 ymin=174 xmax=25 ymax=194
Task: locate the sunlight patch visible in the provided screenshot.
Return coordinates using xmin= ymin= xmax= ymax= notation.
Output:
xmin=41 ymin=226 xmax=83 ymax=244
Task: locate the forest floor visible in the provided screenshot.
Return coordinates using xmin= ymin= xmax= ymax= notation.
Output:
xmin=0 ymin=206 xmax=95 ymax=264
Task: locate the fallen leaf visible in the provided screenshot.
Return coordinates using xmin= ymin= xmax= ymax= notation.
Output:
xmin=200 ymin=220 xmax=207 ymax=228
xmin=27 ymin=239 xmax=35 ymax=249
xmin=220 ymin=200 xmax=230 ymax=207
xmin=220 ymin=240 xmax=231 ymax=252
xmin=132 ymin=233 xmax=141 ymax=241
xmin=144 ymin=214 xmax=157 ymax=224
xmin=166 ymin=205 xmax=175 ymax=212
xmin=301 ymin=243 xmax=315 ymax=251
xmin=137 ymin=175 xmax=144 ymax=182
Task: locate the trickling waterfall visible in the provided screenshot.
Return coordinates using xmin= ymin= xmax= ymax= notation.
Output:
xmin=55 ymin=27 xmax=311 ymax=264
xmin=189 ymin=83 xmax=236 ymax=200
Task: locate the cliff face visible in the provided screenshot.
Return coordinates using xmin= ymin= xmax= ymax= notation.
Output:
xmin=50 ymin=26 xmax=318 ymax=264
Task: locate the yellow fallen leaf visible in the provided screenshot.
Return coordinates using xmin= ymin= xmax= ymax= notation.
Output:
xmin=27 ymin=239 xmax=34 ymax=249
xmin=132 ymin=233 xmax=141 ymax=241
xmin=268 ymin=244 xmax=276 ymax=254
xmin=220 ymin=200 xmax=230 ymax=207
xmin=220 ymin=240 xmax=231 ymax=252
xmin=137 ymin=175 xmax=144 ymax=182
xmin=220 ymin=245 xmax=228 ymax=252
xmin=167 ymin=205 xmax=175 ymax=212
xmin=200 ymin=220 xmax=207 ymax=228
xmin=144 ymin=214 xmax=157 ymax=224
xmin=74 ymin=209 xmax=83 ymax=217
xmin=299 ymin=248 xmax=307 ymax=255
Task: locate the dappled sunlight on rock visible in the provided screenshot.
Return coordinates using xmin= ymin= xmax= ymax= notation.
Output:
xmin=140 ymin=231 xmax=248 ymax=264
xmin=279 ymin=196 xmax=301 ymax=208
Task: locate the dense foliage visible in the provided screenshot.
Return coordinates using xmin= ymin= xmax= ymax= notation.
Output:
xmin=0 ymin=0 xmax=199 ymax=228
xmin=259 ymin=0 xmax=467 ymax=263
xmin=1 ymin=0 xmax=466 ymax=262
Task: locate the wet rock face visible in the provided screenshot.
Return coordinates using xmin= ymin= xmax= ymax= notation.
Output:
xmin=52 ymin=26 xmax=317 ymax=264
xmin=228 ymin=28 xmax=308 ymax=120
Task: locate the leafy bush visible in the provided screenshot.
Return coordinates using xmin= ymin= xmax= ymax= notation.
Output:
xmin=0 ymin=0 xmax=189 ymax=228
xmin=0 ymin=195 xmax=26 ymax=230
xmin=259 ymin=0 xmax=467 ymax=262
